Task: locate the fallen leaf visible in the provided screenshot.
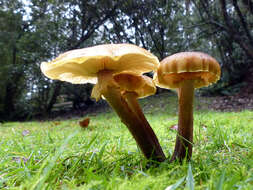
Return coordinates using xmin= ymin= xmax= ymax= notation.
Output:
xmin=53 ymin=121 xmax=61 ymax=126
xmin=79 ymin=117 xmax=90 ymax=128
xmin=170 ymin=124 xmax=178 ymax=131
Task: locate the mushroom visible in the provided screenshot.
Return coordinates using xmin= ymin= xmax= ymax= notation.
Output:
xmin=41 ymin=44 xmax=165 ymax=162
xmin=113 ymin=72 xmax=156 ymax=125
xmin=154 ymin=52 xmax=221 ymax=161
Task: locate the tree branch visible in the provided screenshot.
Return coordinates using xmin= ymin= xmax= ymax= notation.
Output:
xmin=219 ymin=0 xmax=234 ymax=33
xmin=219 ymin=0 xmax=253 ymax=59
xmin=232 ymin=0 xmax=253 ymax=44
xmin=242 ymin=0 xmax=253 ymax=15
xmin=132 ymin=19 xmax=148 ymax=49
xmin=69 ymin=2 xmax=120 ymax=50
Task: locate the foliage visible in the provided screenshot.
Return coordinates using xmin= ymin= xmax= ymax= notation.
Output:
xmin=189 ymin=0 xmax=253 ymax=89
xmin=0 ymin=0 xmax=123 ymax=120
xmin=100 ymin=0 xmax=194 ymax=60
xmin=0 ymin=0 xmax=252 ymax=120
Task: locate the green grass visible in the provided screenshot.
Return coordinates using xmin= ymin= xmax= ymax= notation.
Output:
xmin=0 ymin=92 xmax=253 ymax=189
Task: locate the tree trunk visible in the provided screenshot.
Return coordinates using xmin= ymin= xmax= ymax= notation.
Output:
xmin=46 ymin=82 xmax=62 ymax=114
xmin=3 ymin=84 xmax=16 ymax=118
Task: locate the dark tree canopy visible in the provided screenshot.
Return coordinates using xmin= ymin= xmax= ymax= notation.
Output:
xmin=0 ymin=0 xmax=252 ymax=120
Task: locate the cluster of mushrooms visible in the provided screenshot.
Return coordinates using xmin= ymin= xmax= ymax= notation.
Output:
xmin=41 ymin=44 xmax=221 ymax=163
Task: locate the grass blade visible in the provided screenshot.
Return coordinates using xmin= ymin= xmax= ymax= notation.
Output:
xmin=165 ymin=176 xmax=185 ymax=190
xmin=97 ymin=143 xmax=107 ymax=161
xmin=186 ymin=163 xmax=194 ymax=190
xmin=216 ymin=170 xmax=225 ymax=190
xmin=31 ymin=131 xmax=78 ymax=190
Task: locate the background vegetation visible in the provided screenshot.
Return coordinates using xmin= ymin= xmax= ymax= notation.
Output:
xmin=0 ymin=0 xmax=253 ymax=121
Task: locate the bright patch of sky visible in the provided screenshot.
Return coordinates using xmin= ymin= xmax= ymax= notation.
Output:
xmin=22 ymin=0 xmax=32 ymax=21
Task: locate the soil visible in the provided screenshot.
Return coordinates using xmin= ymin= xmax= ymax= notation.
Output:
xmin=48 ymin=91 xmax=253 ymax=121
xmin=206 ymin=76 xmax=253 ymax=112
xmin=204 ymin=94 xmax=253 ymax=112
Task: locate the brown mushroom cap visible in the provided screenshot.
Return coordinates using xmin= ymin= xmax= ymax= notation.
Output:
xmin=41 ymin=44 xmax=159 ymax=84
xmin=154 ymin=52 xmax=221 ymax=89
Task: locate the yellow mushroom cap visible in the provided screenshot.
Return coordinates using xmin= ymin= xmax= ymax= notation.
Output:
xmin=41 ymin=43 xmax=159 ymax=84
xmin=154 ymin=52 xmax=221 ymax=89
xmin=113 ymin=72 xmax=156 ymax=98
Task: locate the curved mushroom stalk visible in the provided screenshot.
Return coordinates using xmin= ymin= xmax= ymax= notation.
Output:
xmin=123 ymin=91 xmax=166 ymax=158
xmin=113 ymin=72 xmax=156 ymax=127
xmin=92 ymin=70 xmax=166 ymax=162
xmin=40 ymin=43 xmax=165 ymax=161
xmin=123 ymin=92 xmax=149 ymax=126
xmin=170 ymin=80 xmax=194 ymax=162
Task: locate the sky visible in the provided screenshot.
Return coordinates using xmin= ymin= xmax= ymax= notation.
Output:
xmin=22 ymin=0 xmax=32 ymax=21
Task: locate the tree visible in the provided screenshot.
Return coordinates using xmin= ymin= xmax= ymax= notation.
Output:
xmin=0 ymin=0 xmax=126 ymax=120
xmin=190 ymin=0 xmax=253 ymax=91
xmin=101 ymin=0 xmax=192 ymax=60
xmin=1 ymin=0 xmax=252 ymax=120
xmin=0 ymin=1 xmax=29 ymax=119
xmin=35 ymin=0 xmax=124 ymax=114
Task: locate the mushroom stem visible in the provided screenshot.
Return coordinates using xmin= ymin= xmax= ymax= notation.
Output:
xmin=123 ymin=92 xmax=150 ymax=127
xmin=123 ymin=92 xmax=165 ymax=160
xmin=98 ymin=71 xmax=166 ymax=162
xmin=170 ymin=79 xmax=194 ymax=162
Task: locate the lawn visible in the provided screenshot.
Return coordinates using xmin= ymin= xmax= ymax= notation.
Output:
xmin=0 ymin=92 xmax=253 ymax=189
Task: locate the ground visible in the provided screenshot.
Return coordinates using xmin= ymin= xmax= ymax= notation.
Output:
xmin=51 ymin=90 xmax=253 ymax=119
xmin=201 ymin=93 xmax=253 ymax=112
xmin=1 ymin=91 xmax=252 ymax=189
